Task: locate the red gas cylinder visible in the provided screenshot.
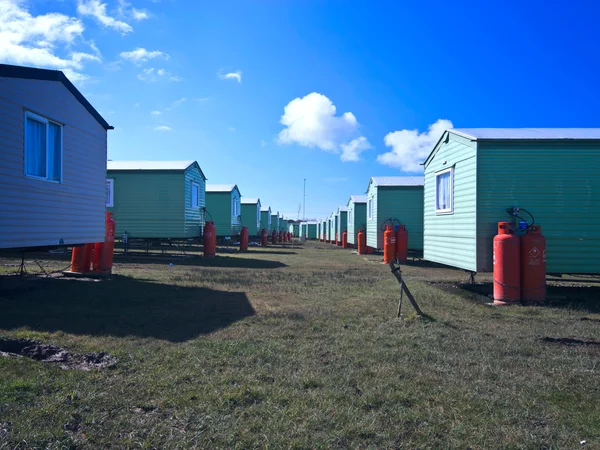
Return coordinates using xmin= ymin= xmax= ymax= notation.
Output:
xmin=71 ymin=243 xmax=93 ymax=273
xmin=335 ymin=232 xmax=339 ymax=246
xmin=93 ymin=212 xmax=116 ymax=274
xmin=395 ymin=224 xmax=408 ymax=263
xmin=278 ymin=231 xmax=283 ymax=243
xmin=521 ymin=225 xmax=546 ymax=303
xmin=271 ymin=230 xmax=277 ymax=245
xmin=342 ymin=231 xmax=348 ymax=248
xmin=261 ymin=228 xmax=268 ymax=247
xmin=383 ymin=225 xmax=397 ymax=264
xmin=240 ymin=226 xmax=249 ymax=251
xmin=357 ymin=229 xmax=366 ymax=255
xmin=493 ymin=221 xmax=520 ymax=304
xmin=289 ymin=232 xmax=292 ymax=241
xmin=203 ymin=221 xmax=217 ymax=257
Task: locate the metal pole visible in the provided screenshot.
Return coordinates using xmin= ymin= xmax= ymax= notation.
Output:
xmin=303 ymin=178 xmax=306 ymax=220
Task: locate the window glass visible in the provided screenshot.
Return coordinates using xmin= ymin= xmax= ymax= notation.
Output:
xmin=435 ymin=168 xmax=454 ymax=213
xmin=48 ymin=122 xmax=62 ymax=181
xmin=25 ymin=116 xmax=46 ymax=178
xmin=106 ymin=179 xmax=114 ymax=207
xmin=191 ymin=182 xmax=200 ymax=207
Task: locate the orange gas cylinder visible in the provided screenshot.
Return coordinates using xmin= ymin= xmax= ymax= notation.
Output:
xmin=278 ymin=231 xmax=283 ymax=243
xmin=289 ymin=232 xmax=292 ymax=240
xmin=335 ymin=232 xmax=339 ymax=246
xmin=261 ymin=229 xmax=268 ymax=247
xmin=493 ymin=221 xmax=520 ymax=304
xmin=240 ymin=226 xmax=249 ymax=251
xmin=70 ymin=243 xmax=93 ymax=273
xmin=521 ymin=225 xmax=546 ymax=303
xmin=93 ymin=212 xmax=116 ymax=274
xmin=395 ymin=224 xmax=408 ymax=263
xmin=271 ymin=230 xmax=277 ymax=245
xmin=357 ymin=229 xmax=366 ymax=255
xmin=203 ymin=221 xmax=217 ymax=257
xmin=383 ymin=225 xmax=397 ymax=264
xmin=342 ymin=231 xmax=348 ymax=248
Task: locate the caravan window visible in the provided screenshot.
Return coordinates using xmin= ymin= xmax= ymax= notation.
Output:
xmin=435 ymin=167 xmax=454 ymax=214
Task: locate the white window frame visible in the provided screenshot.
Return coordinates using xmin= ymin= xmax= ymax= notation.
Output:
xmin=367 ymin=198 xmax=374 ymax=220
xmin=256 ymin=205 xmax=260 ymax=224
xmin=348 ymin=208 xmax=353 ymax=225
xmin=435 ymin=167 xmax=454 ymax=215
xmin=191 ymin=181 xmax=200 ymax=208
xmin=24 ymin=111 xmax=63 ymax=183
xmin=232 ymin=197 xmax=238 ymax=216
xmin=106 ymin=179 xmax=114 ymax=207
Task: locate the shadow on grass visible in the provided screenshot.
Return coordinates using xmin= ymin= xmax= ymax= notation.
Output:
xmin=113 ymin=254 xmax=286 ymax=269
xmin=458 ymin=282 xmax=600 ymax=313
xmin=0 ymin=275 xmax=255 ymax=342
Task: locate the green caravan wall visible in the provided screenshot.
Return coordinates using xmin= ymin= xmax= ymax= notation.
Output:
xmin=326 ymin=219 xmax=331 ymax=241
xmin=293 ymin=223 xmax=300 ymax=237
xmin=206 ymin=190 xmax=241 ymax=237
xmin=477 ymin=140 xmax=600 ymax=274
xmin=270 ymin=214 xmax=279 ymax=232
xmin=241 ymin=202 xmax=260 ymax=236
xmin=307 ymin=223 xmax=317 ymax=239
xmin=366 ymin=185 xmax=424 ymax=250
xmin=337 ymin=211 xmax=347 ymax=238
xmin=347 ymin=201 xmax=366 ymax=245
xmin=423 ymin=134 xmax=478 ymax=271
xmin=183 ymin=165 xmax=206 ymax=238
xmin=260 ymin=209 xmax=271 ymax=231
xmin=107 ymin=171 xmax=185 ymax=238
xmin=329 ymin=214 xmax=338 ymax=241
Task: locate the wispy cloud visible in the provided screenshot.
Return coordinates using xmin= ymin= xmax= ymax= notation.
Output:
xmin=219 ymin=70 xmax=242 ymax=83
xmin=77 ymin=0 xmax=133 ymax=34
xmin=165 ymin=97 xmax=187 ymax=111
xmin=195 ymin=97 xmax=210 ymax=102
xmin=261 ymin=140 xmax=267 ymax=147
xmin=150 ymin=110 xmax=161 ymax=116
xmin=154 ymin=126 xmax=173 ymax=132
xmin=137 ymin=67 xmax=181 ymax=82
xmin=117 ymin=0 xmax=150 ymax=21
xmin=120 ymin=47 xmax=168 ymax=64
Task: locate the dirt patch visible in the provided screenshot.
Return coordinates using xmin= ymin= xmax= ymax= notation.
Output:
xmin=541 ymin=337 xmax=600 ymax=347
xmin=0 ymin=337 xmax=117 ymax=370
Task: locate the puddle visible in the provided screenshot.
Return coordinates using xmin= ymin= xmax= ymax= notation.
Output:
xmin=540 ymin=337 xmax=600 ymax=347
xmin=0 ymin=337 xmax=117 ymax=371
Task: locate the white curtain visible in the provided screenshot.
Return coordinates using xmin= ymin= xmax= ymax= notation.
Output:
xmin=437 ymin=172 xmax=451 ymax=210
xmin=26 ymin=117 xmax=46 ymax=177
xmin=48 ymin=122 xmax=61 ymax=181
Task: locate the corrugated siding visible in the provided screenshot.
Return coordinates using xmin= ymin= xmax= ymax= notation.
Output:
xmin=206 ymin=192 xmax=233 ymax=236
xmin=184 ymin=165 xmax=205 ymax=238
xmin=307 ymin=223 xmax=317 ymax=239
xmin=326 ymin=219 xmax=331 ymax=240
xmin=477 ymin=141 xmax=600 ymax=273
xmin=107 ymin=171 xmax=184 ymax=238
xmin=378 ymin=187 xmax=424 ymax=250
xmin=348 ymin=202 xmax=366 ymax=245
xmin=260 ymin=210 xmax=271 ymax=231
xmin=270 ymin=214 xmax=279 ymax=232
xmin=241 ymin=203 xmax=260 ymax=236
xmin=424 ymin=135 xmax=478 ymax=270
xmin=366 ymin=183 xmax=379 ymax=248
xmin=337 ymin=211 xmax=348 ymax=237
xmin=232 ymin=190 xmax=241 ymax=235
xmin=0 ymin=77 xmax=107 ymax=248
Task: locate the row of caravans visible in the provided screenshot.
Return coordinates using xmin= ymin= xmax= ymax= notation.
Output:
xmin=0 ymin=64 xmax=287 ymax=251
xmin=316 ymin=129 xmax=600 ymax=275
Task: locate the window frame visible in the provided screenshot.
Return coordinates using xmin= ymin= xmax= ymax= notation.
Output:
xmin=24 ymin=111 xmax=63 ymax=183
xmin=348 ymin=208 xmax=353 ymax=225
xmin=106 ymin=179 xmax=114 ymax=207
xmin=435 ymin=167 xmax=454 ymax=215
xmin=191 ymin=181 xmax=200 ymax=208
xmin=367 ymin=198 xmax=374 ymax=220
xmin=232 ymin=196 xmax=238 ymax=216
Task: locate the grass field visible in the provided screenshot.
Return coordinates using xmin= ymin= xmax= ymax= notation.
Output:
xmin=1 ymin=241 xmax=599 ymax=449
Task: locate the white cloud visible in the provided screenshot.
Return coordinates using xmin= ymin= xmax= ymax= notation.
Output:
xmin=77 ymin=0 xmax=133 ymax=33
xmin=131 ymin=8 xmax=149 ymax=20
xmin=195 ymin=97 xmax=209 ymax=102
xmin=154 ymin=126 xmax=173 ymax=132
xmin=120 ymin=47 xmax=168 ymax=64
xmin=277 ymin=92 xmax=370 ymax=162
xmin=137 ymin=67 xmax=180 ymax=82
xmin=150 ymin=110 xmax=161 ymax=115
xmin=0 ymin=0 xmax=99 ymax=82
xmin=117 ymin=0 xmax=150 ymax=20
xmin=260 ymin=140 xmax=267 ymax=147
xmin=219 ymin=70 xmax=242 ymax=83
xmin=378 ymin=119 xmax=453 ymax=172
xmin=340 ymin=137 xmax=372 ymax=162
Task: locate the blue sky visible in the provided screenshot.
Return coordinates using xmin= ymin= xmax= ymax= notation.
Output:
xmin=3 ymin=0 xmax=600 ymax=220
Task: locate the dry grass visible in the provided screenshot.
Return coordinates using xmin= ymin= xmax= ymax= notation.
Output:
xmin=0 ymin=242 xmax=599 ymax=449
